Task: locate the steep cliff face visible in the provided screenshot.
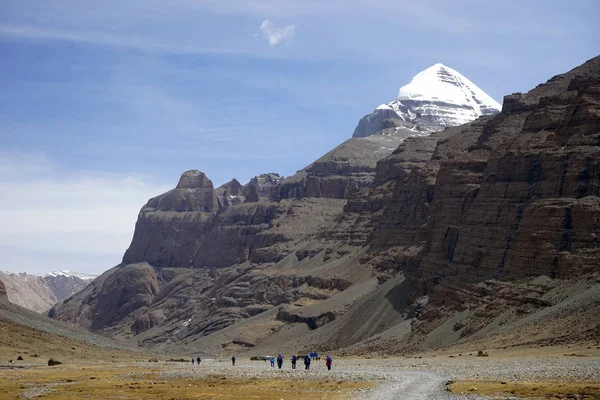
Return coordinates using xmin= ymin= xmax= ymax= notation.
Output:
xmin=417 ymin=59 xmax=600 ymax=296
xmin=122 ymin=170 xmax=221 ymax=267
xmin=328 ymin=56 xmax=600 ymax=353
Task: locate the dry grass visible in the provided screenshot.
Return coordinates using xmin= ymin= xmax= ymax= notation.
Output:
xmin=450 ymin=379 xmax=600 ymax=399
xmin=0 ymin=363 xmax=372 ymax=400
xmin=0 ymin=319 xmax=144 ymax=362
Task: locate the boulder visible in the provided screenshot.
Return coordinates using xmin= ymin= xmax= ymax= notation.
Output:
xmin=48 ymin=358 xmax=63 ymax=366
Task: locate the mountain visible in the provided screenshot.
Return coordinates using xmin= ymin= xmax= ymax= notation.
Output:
xmin=0 ymin=270 xmax=96 ymax=313
xmin=50 ymin=56 xmax=600 ymax=356
xmin=0 ymin=278 xmax=143 ymax=361
xmin=353 ymin=63 xmax=501 ymax=138
xmin=277 ymin=63 xmax=500 ymax=200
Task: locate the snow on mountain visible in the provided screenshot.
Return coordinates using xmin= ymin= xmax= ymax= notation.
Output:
xmin=353 ymin=63 xmax=501 ymax=138
xmin=45 ymin=269 xmax=96 ymax=281
xmin=0 ymin=269 xmax=97 ymax=313
xmin=397 ymin=63 xmax=501 ymax=111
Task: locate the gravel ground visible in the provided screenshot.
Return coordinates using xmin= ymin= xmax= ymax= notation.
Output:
xmin=146 ymin=356 xmax=600 ymax=399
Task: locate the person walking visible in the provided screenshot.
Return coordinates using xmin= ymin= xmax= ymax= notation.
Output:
xmin=270 ymin=356 xmax=275 ymax=367
xmin=304 ymin=355 xmax=311 ymax=370
xmin=325 ymin=354 xmax=332 ymax=371
xmin=277 ymin=354 xmax=283 ymax=369
xmin=231 ymin=355 xmax=236 ymax=366
xmin=197 ymin=356 xmax=201 ymax=364
xmin=191 ymin=357 xmax=195 ymax=365
xmin=291 ymin=354 xmax=297 ymax=369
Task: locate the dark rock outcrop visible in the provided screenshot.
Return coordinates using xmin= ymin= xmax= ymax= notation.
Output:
xmin=245 ymin=173 xmax=282 ymax=199
xmin=0 ymin=279 xmax=8 ymax=303
xmin=244 ymin=184 xmax=260 ymax=203
xmin=217 ymin=179 xmax=245 ymax=205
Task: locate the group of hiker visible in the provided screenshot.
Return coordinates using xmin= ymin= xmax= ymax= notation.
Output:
xmin=269 ymin=353 xmax=333 ymax=370
xmin=191 ymin=353 xmax=333 ymax=370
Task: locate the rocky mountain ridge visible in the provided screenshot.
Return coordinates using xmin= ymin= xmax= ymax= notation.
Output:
xmin=0 ymin=270 xmax=95 ymax=313
xmin=50 ymin=56 xmax=600 ymax=356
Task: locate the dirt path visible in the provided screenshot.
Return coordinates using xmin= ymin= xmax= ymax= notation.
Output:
xmin=354 ymin=369 xmax=482 ymax=400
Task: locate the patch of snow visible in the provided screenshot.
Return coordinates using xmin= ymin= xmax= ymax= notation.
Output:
xmin=45 ymin=270 xmax=96 ymax=280
xmin=376 ymin=103 xmax=393 ymax=110
xmin=396 ymin=63 xmax=501 ymax=113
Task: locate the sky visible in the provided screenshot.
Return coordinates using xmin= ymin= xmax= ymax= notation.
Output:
xmin=0 ymin=0 xmax=598 ymax=275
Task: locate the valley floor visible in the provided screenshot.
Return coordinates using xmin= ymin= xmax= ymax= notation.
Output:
xmin=1 ymin=348 xmax=599 ymax=399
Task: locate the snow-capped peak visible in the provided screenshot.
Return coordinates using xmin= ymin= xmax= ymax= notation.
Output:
xmin=353 ymin=63 xmax=502 ymax=138
xmin=396 ymin=63 xmax=501 ymax=113
xmin=45 ymin=270 xmax=96 ymax=280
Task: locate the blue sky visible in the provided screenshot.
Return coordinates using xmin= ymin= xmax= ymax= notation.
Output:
xmin=0 ymin=0 xmax=598 ymax=275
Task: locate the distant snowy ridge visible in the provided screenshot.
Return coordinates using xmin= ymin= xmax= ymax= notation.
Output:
xmin=0 ymin=269 xmax=97 ymax=313
xmin=353 ymin=63 xmax=501 ymax=138
xmin=45 ymin=269 xmax=96 ymax=280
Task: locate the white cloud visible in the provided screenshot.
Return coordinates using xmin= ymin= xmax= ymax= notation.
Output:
xmin=259 ymin=19 xmax=296 ymax=46
xmin=0 ymin=151 xmax=170 ymax=275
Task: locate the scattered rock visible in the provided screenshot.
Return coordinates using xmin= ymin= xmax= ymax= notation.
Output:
xmin=48 ymin=358 xmax=63 ymax=366
xmin=17 ymin=356 xmax=23 ymax=360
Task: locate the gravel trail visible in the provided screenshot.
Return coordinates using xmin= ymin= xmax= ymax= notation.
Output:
xmin=155 ymin=358 xmax=486 ymax=399
xmin=353 ymin=370 xmax=465 ymax=400
xmin=139 ymin=356 xmax=600 ymax=399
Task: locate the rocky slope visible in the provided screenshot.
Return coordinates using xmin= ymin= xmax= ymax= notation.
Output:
xmin=51 ymin=56 xmax=600 ymax=356
xmin=0 ymin=270 xmax=95 ymax=313
xmin=0 ymin=279 xmax=144 ymax=362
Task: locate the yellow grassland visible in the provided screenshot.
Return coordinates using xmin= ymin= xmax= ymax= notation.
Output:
xmin=0 ymin=363 xmax=373 ymax=400
xmin=450 ymin=379 xmax=600 ymax=399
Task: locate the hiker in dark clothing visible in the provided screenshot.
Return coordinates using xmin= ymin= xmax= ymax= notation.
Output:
xmin=277 ymin=354 xmax=283 ymax=369
xmin=325 ymin=354 xmax=332 ymax=371
xmin=231 ymin=355 xmax=236 ymax=366
xmin=304 ymin=355 xmax=311 ymax=370
xmin=191 ymin=357 xmax=195 ymax=365
xmin=197 ymin=356 xmax=201 ymax=364
xmin=291 ymin=355 xmax=297 ymax=369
